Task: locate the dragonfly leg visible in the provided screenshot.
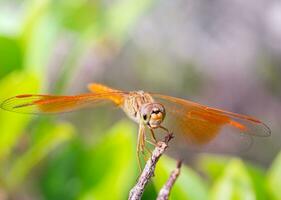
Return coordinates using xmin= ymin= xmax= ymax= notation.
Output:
xmin=159 ymin=125 xmax=173 ymax=142
xmin=136 ymin=139 xmax=141 ymax=172
xmin=159 ymin=125 xmax=170 ymax=134
xmin=149 ymin=129 xmax=158 ymax=144
xmin=144 ymin=145 xmax=152 ymax=158
xmin=140 ymin=128 xmax=145 ymax=155
xmin=137 ymin=124 xmax=145 ymax=172
xmin=140 ymin=129 xmax=155 ymax=162
xmin=144 ymin=130 xmax=158 ymax=156
xmin=141 ymin=131 xmax=150 ymax=158
xmin=145 ymin=138 xmax=157 ymax=146
xmin=143 ymin=135 xmax=152 ymax=158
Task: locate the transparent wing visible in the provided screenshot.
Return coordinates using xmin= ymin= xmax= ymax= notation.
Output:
xmin=152 ymin=93 xmax=271 ymax=153
xmin=1 ymin=92 xmax=126 ymax=114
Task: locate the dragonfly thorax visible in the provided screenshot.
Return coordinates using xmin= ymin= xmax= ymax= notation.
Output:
xmin=121 ymin=91 xmax=165 ymax=128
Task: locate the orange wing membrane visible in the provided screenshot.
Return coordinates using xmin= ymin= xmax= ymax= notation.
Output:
xmin=88 ymin=83 xmax=124 ymax=105
xmin=152 ymin=94 xmax=270 ymax=151
xmin=1 ymin=93 xmax=126 ymax=114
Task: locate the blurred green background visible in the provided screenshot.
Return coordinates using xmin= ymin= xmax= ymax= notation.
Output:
xmin=0 ymin=0 xmax=281 ymax=199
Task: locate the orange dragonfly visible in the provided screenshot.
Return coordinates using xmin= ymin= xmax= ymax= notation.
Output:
xmin=0 ymin=83 xmax=271 ymax=167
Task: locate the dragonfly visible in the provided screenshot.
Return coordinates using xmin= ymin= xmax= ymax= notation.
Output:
xmin=0 ymin=83 xmax=271 ymax=169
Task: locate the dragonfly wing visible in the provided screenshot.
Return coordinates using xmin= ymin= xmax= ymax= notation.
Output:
xmin=1 ymin=92 xmax=126 ymax=114
xmin=152 ymin=93 xmax=270 ymax=153
xmin=88 ymin=83 xmax=121 ymax=93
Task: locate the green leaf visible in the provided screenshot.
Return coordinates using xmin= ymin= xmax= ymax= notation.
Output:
xmin=196 ymin=154 xmax=230 ymax=182
xmin=142 ymin=182 xmax=158 ymax=200
xmin=39 ymin=136 xmax=84 ymax=200
xmin=246 ymin=164 xmax=268 ymax=200
xmin=0 ymin=71 xmax=40 ymax=160
xmin=210 ymin=159 xmax=256 ymax=200
xmin=0 ymin=36 xmax=23 ymax=77
xmin=50 ymin=0 xmax=104 ymax=33
xmin=197 ymin=154 xmax=268 ymax=200
xmin=20 ymin=0 xmax=50 ymax=47
xmin=153 ymin=156 xmax=208 ymax=200
xmin=267 ymin=151 xmax=281 ymax=200
xmin=7 ymin=122 xmax=75 ymax=188
xmin=39 ymin=120 xmax=138 ymax=200
xmin=22 ymin=15 xmax=58 ymax=77
xmin=78 ymin=120 xmax=137 ymax=200
xmin=20 ymin=0 xmax=58 ymax=76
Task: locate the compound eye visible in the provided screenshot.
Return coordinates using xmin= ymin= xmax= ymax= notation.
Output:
xmin=143 ymin=114 xmax=147 ymax=121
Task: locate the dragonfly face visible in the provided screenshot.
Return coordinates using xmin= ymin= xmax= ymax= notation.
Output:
xmin=140 ymin=103 xmax=166 ymax=129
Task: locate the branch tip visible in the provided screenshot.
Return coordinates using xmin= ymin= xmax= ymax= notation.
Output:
xmin=164 ymin=132 xmax=174 ymax=143
xmin=156 ymin=160 xmax=182 ymax=200
xmin=128 ymin=131 xmax=174 ymax=200
xmin=177 ymin=160 xmax=183 ymax=169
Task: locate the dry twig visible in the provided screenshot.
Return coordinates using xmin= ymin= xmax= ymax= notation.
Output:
xmin=128 ymin=133 xmax=174 ymax=200
xmin=156 ymin=160 xmax=182 ymax=200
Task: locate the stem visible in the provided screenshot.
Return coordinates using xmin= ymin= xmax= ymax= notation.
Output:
xmin=156 ymin=160 xmax=182 ymax=200
xmin=128 ymin=133 xmax=174 ymax=200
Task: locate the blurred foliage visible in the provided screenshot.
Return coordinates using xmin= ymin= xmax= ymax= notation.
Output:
xmin=209 ymin=159 xmax=256 ymax=200
xmin=0 ymin=0 xmax=280 ymax=199
xmin=39 ymin=121 xmax=137 ymax=200
xmin=0 ymin=36 xmax=23 ymax=77
xmin=154 ymin=156 xmax=208 ymax=200
xmin=267 ymin=152 xmax=281 ymax=200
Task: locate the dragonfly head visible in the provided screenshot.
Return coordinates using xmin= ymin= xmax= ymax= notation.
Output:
xmin=140 ymin=103 xmax=166 ymax=129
